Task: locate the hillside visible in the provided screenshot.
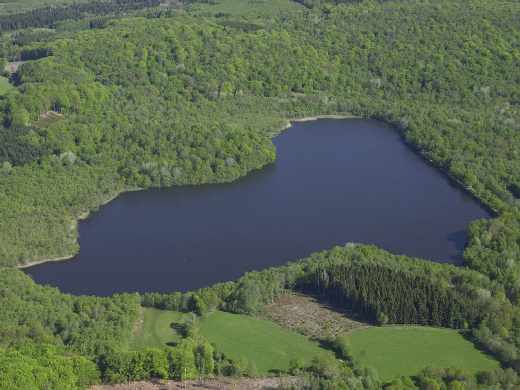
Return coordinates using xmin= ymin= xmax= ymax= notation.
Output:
xmin=1 ymin=0 xmax=520 ymax=388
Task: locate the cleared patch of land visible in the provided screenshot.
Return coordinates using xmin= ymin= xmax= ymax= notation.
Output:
xmin=346 ymin=326 xmax=500 ymax=380
xmin=262 ymin=293 xmax=367 ymax=339
xmin=34 ymin=110 xmax=64 ymax=127
xmin=0 ymin=76 xmax=13 ymax=96
xmin=4 ymin=61 xmax=26 ymax=74
xmin=90 ymin=377 xmax=298 ymax=390
xmin=129 ymin=307 xmax=184 ymax=350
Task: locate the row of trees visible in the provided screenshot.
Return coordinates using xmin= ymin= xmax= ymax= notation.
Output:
xmin=0 ymin=0 xmax=160 ymax=31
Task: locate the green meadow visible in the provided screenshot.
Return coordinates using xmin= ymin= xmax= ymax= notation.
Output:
xmin=198 ymin=311 xmax=333 ymax=374
xmin=131 ymin=308 xmax=332 ymax=375
xmin=129 ymin=308 xmax=184 ymax=350
xmin=346 ymin=326 xmax=500 ymax=380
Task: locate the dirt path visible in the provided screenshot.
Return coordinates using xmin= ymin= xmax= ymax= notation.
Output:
xmin=132 ymin=306 xmax=145 ymax=338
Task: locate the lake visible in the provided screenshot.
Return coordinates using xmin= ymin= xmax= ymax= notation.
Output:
xmin=25 ymin=119 xmax=490 ymax=295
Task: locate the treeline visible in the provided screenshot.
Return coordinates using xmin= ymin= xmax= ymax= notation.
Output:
xmin=302 ymin=260 xmax=487 ymax=328
xmin=99 ymin=339 xmax=215 ymax=383
xmin=284 ymin=366 xmax=520 ymax=389
xmin=143 ymin=244 xmax=502 ymax=320
xmin=0 ymin=0 xmax=160 ymax=31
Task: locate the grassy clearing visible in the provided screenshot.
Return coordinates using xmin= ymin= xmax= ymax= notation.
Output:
xmin=346 ymin=326 xmax=500 ymax=380
xmin=0 ymin=76 xmax=13 ymax=96
xmin=130 ymin=308 xmax=332 ymax=375
xmin=189 ymin=0 xmax=301 ymax=17
xmin=129 ymin=307 xmax=184 ymax=350
xmin=199 ymin=311 xmax=332 ymax=375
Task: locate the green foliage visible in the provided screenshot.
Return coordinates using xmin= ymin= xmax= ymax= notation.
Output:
xmin=0 ymin=344 xmax=99 ymax=390
xmin=0 ymin=0 xmax=95 ymax=16
xmin=0 ymin=76 xmax=12 ymax=96
xmin=0 ymin=126 xmax=47 ymax=165
xmin=0 ymin=269 xmax=140 ymax=356
xmin=99 ymin=348 xmax=169 ymax=383
xmin=2 ymin=0 xmax=519 ymax=283
xmin=0 ymin=0 xmax=160 ymax=31
xmin=188 ymin=0 xmax=301 ymax=17
xmin=465 ymin=212 xmax=520 ymax=300
xmin=302 ymin=252 xmax=491 ymax=328
xmin=1 ymin=0 xmax=520 ymax=386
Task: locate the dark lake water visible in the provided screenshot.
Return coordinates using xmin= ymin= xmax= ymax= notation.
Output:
xmin=26 ymin=119 xmax=490 ymax=296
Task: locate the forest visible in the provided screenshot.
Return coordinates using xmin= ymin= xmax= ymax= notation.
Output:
xmin=0 ymin=0 xmax=520 ymax=388
xmin=0 ymin=0 xmax=161 ymax=31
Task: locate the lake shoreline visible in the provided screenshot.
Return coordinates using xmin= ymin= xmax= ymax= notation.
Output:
xmin=285 ymin=114 xmax=497 ymax=217
xmin=25 ymin=118 xmax=490 ymax=294
xmin=16 ymin=190 xmax=131 ymax=270
xmin=18 ymin=114 xmax=492 ymax=278
xmin=17 ymin=115 xmax=356 ymax=271
xmin=282 ymin=114 xmax=358 ymax=131
xmin=17 ymin=254 xmax=75 ymax=270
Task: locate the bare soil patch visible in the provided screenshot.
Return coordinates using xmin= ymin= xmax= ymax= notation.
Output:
xmin=4 ymin=61 xmax=26 ymax=74
xmin=90 ymin=377 xmax=298 ymax=390
xmin=262 ymin=293 xmax=368 ymax=339
xmin=34 ymin=110 xmax=64 ymax=127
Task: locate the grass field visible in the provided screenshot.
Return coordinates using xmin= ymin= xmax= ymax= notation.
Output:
xmin=346 ymin=326 xmax=500 ymax=380
xmin=129 ymin=308 xmax=185 ymax=350
xmin=199 ymin=311 xmax=332 ymax=374
xmin=0 ymin=77 xmax=13 ymax=96
xmin=132 ymin=308 xmax=332 ymax=375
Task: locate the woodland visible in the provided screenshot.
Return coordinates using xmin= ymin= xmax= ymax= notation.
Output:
xmin=0 ymin=0 xmax=520 ymax=388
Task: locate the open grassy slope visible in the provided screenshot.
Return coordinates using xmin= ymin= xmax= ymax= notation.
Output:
xmin=129 ymin=308 xmax=184 ymax=350
xmin=131 ymin=308 xmax=332 ymax=375
xmin=346 ymin=326 xmax=500 ymax=380
xmin=199 ymin=311 xmax=333 ymax=374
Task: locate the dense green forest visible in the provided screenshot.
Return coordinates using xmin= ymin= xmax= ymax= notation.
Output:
xmin=1 ymin=0 xmax=520 ymax=388
xmin=0 ymin=0 xmax=161 ymax=31
xmin=1 ymin=0 xmax=519 ymax=276
xmin=0 ymin=0 xmax=93 ymax=15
